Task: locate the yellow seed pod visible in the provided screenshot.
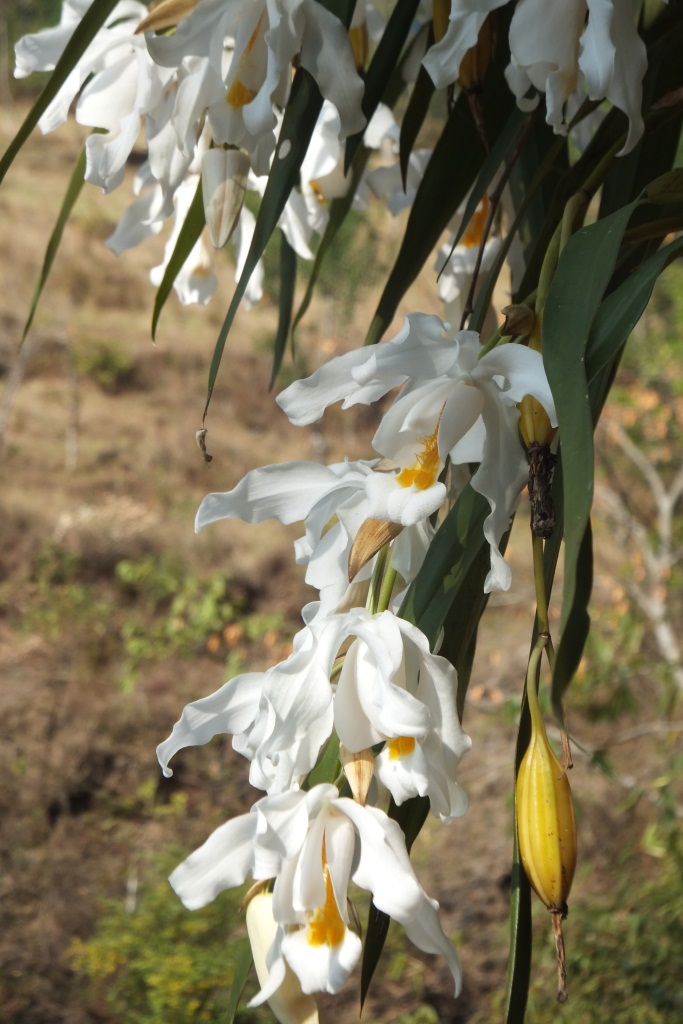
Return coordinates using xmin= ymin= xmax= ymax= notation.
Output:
xmin=516 ymin=707 xmax=577 ymax=914
xmin=516 ymin=642 xmax=577 ymax=1000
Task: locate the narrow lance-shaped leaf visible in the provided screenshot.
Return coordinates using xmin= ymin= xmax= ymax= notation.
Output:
xmin=22 ymin=142 xmax=87 ymax=341
xmin=542 ymin=198 xmax=640 ymax=667
xmin=366 ymin=4 xmax=516 ymax=346
xmin=399 ymin=44 xmax=435 ymax=188
xmin=292 ymin=144 xmax=371 ymax=338
xmin=203 ymin=67 xmax=324 ymax=422
xmin=545 ymin=236 xmax=683 ymax=715
xmin=0 ymin=0 xmax=119 ymax=184
xmin=225 ymin=941 xmax=254 ymax=1024
xmin=366 ymin=88 xmax=488 ymax=346
xmin=293 ymin=18 xmax=425 ymax=339
xmin=344 ymin=0 xmax=421 ymax=171
xmin=270 ymin=230 xmax=297 ymax=387
xmin=503 ymin=819 xmax=533 ymax=1024
xmin=151 ymin=176 xmax=206 ymax=339
xmin=587 ymin=234 xmax=683 ymax=387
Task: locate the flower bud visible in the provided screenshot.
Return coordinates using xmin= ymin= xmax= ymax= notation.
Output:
xmin=246 ymin=893 xmax=320 ymax=1024
xmin=518 ymin=313 xmax=555 ymax=448
xmin=458 ymin=18 xmax=494 ymax=92
xmin=432 ymin=0 xmax=451 ymax=44
xmin=501 ymin=304 xmax=536 ymax=338
xmin=202 ymin=148 xmax=249 ymax=250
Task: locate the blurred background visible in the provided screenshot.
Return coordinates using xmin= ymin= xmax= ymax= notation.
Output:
xmin=2 ymin=6 xmax=683 ymax=1021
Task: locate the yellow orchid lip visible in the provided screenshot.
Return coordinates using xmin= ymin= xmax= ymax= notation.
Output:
xmin=225 ymin=10 xmax=265 ymax=109
xmin=396 ymin=409 xmax=445 ymax=491
xmin=306 ymin=863 xmax=346 ymax=949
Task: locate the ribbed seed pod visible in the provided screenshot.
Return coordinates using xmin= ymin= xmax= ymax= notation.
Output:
xmin=516 ymin=705 xmax=576 ymax=913
xmin=516 ymin=644 xmax=577 ymax=1001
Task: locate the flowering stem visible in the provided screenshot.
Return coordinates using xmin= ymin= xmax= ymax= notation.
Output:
xmin=532 ymin=533 xmax=550 ymax=637
xmin=525 ymin=632 xmax=548 ymax=723
xmin=377 ymin=563 xmax=398 ymax=614
xmin=367 ymin=543 xmax=389 ymax=614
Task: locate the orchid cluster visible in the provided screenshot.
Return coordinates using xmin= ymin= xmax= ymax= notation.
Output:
xmin=7 ymin=0 xmax=683 ymax=1018
xmin=157 ymin=310 xmax=555 ymax=1012
xmin=12 ymin=0 xmax=654 ymax=315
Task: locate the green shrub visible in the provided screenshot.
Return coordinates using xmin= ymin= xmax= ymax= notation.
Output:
xmin=74 ymin=340 xmax=139 ymax=393
xmin=525 ymin=825 xmax=683 ymax=1024
xmin=70 ymin=853 xmax=269 ymax=1024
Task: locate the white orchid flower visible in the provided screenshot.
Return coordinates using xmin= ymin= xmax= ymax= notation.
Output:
xmin=372 ymin=331 xmax=556 ymax=591
xmin=157 ymin=620 xmax=336 ymax=793
xmin=333 ymin=610 xmax=471 ymax=821
xmin=159 ymin=606 xmax=469 ymax=817
xmin=146 ymin=0 xmax=366 ymax=176
xmin=170 ymin=784 xmax=463 ymax=997
xmin=276 ymin=313 xmax=460 ymax=426
xmin=422 ymin=0 xmax=506 ymax=93
xmin=278 ymin=316 xmax=556 ymax=590
xmin=150 ymin=173 xmax=218 ymax=305
xmin=506 ymin=0 xmax=647 ymax=155
xmin=246 ymin=893 xmax=320 ymax=1024
xmin=423 ymin=0 xmax=647 ymax=155
xmin=14 ymin=0 xmax=149 ymax=136
xmin=196 ymin=458 xmax=379 ymax=614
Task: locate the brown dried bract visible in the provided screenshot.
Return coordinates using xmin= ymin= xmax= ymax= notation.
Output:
xmin=527 ymin=442 xmax=556 ymax=538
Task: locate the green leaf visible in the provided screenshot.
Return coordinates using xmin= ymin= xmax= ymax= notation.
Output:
xmin=366 ymin=91 xmax=486 ymax=346
xmin=305 ymin=732 xmax=340 ymax=790
xmin=503 ymin=806 xmax=532 ymax=1024
xmin=22 ymin=143 xmax=87 ymax=341
xmin=398 ymin=51 xmax=435 ymax=187
xmin=450 ymin=104 xmax=529 ymax=252
xmin=203 ymin=67 xmax=324 ymax=421
xmin=345 ymin=0 xmax=421 ymax=171
xmin=398 ymin=484 xmax=490 ymax=646
xmin=542 ymin=198 xmax=639 ymax=698
xmin=270 ymin=231 xmax=297 ymax=387
xmin=0 ymin=0 xmax=119 ymax=185
xmin=437 ymin=539 xmax=493 ymax=719
xmin=151 ymin=175 xmax=205 ymax=340
xmin=508 ymin=116 xmax=570 ymax=302
xmin=366 ymin=6 xmax=516 ymax=344
xmin=292 ymin=146 xmax=371 ymax=337
xmin=587 ymin=234 xmax=683 ymax=385
xmin=225 ymin=940 xmax=253 ymax=1024
xmin=551 ymin=521 xmax=593 ymax=713
xmin=642 ymin=168 xmax=683 ymax=205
